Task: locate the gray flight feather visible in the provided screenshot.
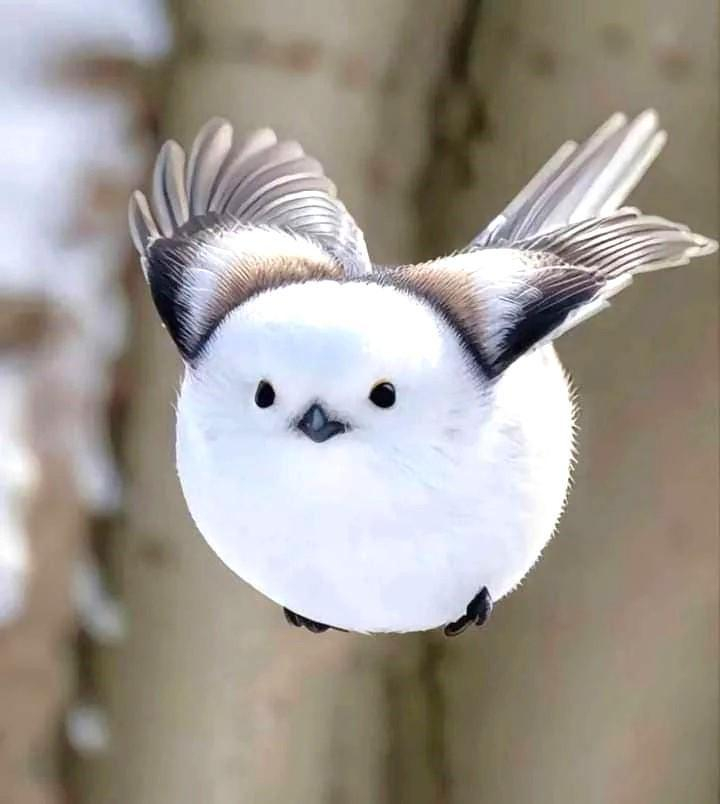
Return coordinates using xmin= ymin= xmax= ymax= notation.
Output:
xmin=472 ymin=110 xmax=667 ymax=247
xmin=128 ymin=190 xmax=159 ymax=262
xmin=152 ymin=140 xmax=188 ymax=235
xmin=185 ymin=118 xmax=234 ymax=215
xmin=513 ymin=208 xmax=717 ymax=277
xmin=130 ymin=117 xmax=370 ymax=276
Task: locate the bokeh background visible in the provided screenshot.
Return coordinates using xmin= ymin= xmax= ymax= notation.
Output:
xmin=0 ymin=1 xmax=717 ymax=803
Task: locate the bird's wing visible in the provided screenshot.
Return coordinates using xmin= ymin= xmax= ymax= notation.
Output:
xmin=377 ymin=109 xmax=716 ymax=376
xmin=382 ymin=211 xmax=716 ymax=377
xmin=129 ymin=118 xmax=370 ymax=360
xmin=471 ymin=110 xmax=667 ymax=247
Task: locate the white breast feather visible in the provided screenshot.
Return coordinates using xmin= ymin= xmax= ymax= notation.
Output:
xmin=174 ymin=281 xmax=575 ymax=632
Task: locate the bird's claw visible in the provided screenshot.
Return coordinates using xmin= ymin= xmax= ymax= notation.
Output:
xmin=283 ymin=607 xmax=332 ymax=634
xmin=443 ymin=586 xmax=493 ymax=637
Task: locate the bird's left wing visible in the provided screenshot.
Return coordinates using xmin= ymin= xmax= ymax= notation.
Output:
xmin=379 ymin=110 xmax=716 ymax=377
xmin=380 ymin=209 xmax=716 ymax=378
xmin=129 ymin=118 xmax=370 ymax=360
xmin=471 ymin=110 xmax=666 ymax=247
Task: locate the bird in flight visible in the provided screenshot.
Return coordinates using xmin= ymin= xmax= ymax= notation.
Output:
xmin=130 ymin=110 xmax=716 ymax=636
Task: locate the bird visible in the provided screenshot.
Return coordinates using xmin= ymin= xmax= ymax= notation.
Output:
xmin=129 ymin=110 xmax=717 ymax=636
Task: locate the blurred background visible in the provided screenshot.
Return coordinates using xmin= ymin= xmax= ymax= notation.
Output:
xmin=0 ymin=1 xmax=717 ymax=802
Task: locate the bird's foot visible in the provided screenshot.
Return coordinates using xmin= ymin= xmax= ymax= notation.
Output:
xmin=283 ymin=607 xmax=331 ymax=634
xmin=443 ymin=587 xmax=493 ymax=637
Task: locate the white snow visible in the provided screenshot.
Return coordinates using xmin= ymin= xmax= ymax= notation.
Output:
xmin=0 ymin=0 xmax=170 ymax=625
xmin=0 ymin=366 xmax=39 ymax=624
xmin=66 ymin=702 xmax=112 ymax=755
xmin=72 ymin=556 xmax=127 ymax=644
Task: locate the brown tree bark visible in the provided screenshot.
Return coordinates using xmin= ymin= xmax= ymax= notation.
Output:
xmin=0 ymin=5 xmax=166 ymax=802
xmin=0 ymin=309 xmax=85 ymax=804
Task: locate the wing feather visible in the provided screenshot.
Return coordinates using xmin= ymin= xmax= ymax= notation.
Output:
xmin=129 ymin=118 xmax=371 ymax=359
xmin=472 ymin=110 xmax=667 ymax=247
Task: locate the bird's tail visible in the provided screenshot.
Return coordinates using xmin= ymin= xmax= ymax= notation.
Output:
xmin=473 ymin=110 xmax=671 ymax=247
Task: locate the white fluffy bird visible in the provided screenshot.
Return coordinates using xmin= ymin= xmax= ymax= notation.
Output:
xmin=130 ymin=110 xmax=716 ymax=636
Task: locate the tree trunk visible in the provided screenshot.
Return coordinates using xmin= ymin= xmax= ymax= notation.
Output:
xmin=0 ymin=307 xmax=85 ymax=804
xmin=0 ymin=1 xmax=167 ymax=800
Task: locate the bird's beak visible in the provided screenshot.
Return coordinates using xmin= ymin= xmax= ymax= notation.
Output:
xmin=296 ymin=403 xmax=347 ymax=443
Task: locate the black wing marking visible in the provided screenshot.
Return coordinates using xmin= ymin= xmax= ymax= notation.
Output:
xmin=382 ymin=202 xmax=716 ymax=376
xmin=380 ymin=254 xmax=617 ymax=377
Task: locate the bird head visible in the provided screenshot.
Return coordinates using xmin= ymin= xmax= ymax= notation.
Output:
xmin=180 ymin=280 xmax=489 ymax=470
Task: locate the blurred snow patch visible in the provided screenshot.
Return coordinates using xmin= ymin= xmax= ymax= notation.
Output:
xmin=0 ymin=366 xmax=39 ymax=625
xmin=66 ymin=702 xmax=111 ymax=755
xmin=72 ymin=556 xmax=127 ymax=643
xmin=0 ymin=0 xmax=170 ymax=75
xmin=0 ymin=0 xmax=169 ymax=511
xmin=0 ymin=0 xmax=170 ymax=621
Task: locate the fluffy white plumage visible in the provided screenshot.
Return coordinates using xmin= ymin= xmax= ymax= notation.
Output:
xmin=176 ymin=281 xmax=573 ymax=631
xmin=130 ymin=110 xmax=717 ymax=634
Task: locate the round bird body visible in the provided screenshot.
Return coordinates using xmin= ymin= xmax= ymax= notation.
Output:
xmin=176 ymin=280 xmax=574 ymax=632
xmin=129 ymin=111 xmax=716 ymax=635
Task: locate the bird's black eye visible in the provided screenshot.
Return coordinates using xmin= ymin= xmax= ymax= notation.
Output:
xmin=369 ymin=381 xmax=396 ymax=409
xmin=255 ymin=380 xmax=276 ymax=409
